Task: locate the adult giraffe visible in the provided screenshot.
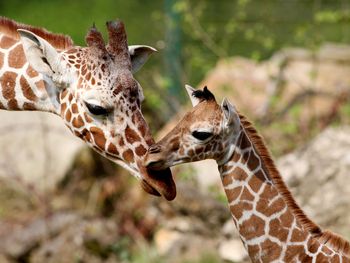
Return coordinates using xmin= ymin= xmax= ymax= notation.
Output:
xmin=0 ymin=17 xmax=176 ymax=200
xmin=145 ymin=85 xmax=350 ymax=262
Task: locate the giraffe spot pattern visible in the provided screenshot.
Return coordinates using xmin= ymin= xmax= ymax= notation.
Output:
xmin=35 ymin=80 xmax=46 ymax=92
xmin=72 ymin=115 xmax=84 ymax=129
xmin=23 ymin=102 xmax=36 ymax=110
xmin=239 ymin=132 xmax=251 ymax=149
xmin=107 ymin=143 xmax=119 ymax=155
xmin=90 ymin=127 xmax=107 ymax=150
xmin=135 ymin=144 xmax=147 ymax=157
xmin=81 ymin=129 xmax=91 ymax=142
xmin=7 ymin=99 xmax=19 ymax=110
xmin=284 ymin=245 xmax=305 ymax=262
xmin=71 ymin=103 xmax=79 ymax=114
xmin=269 ymin=218 xmax=289 ymax=242
xmin=0 ymin=71 xmax=17 ymax=100
xmin=248 ymin=175 xmax=263 ymax=193
xmin=230 ymin=202 xmax=253 ymax=220
xmin=322 ymin=246 xmax=333 ymax=255
xmin=137 ymin=122 xmax=147 ymax=137
xmin=247 ymin=152 xmax=260 ymax=171
xmin=225 ymin=186 xmax=242 ymax=202
xmin=280 ymin=209 xmax=294 ymax=228
xmin=65 ymin=110 xmax=72 ymax=122
xmin=8 ymin=45 xmax=26 ymax=68
xmin=240 ymin=187 xmax=255 ymax=202
xmin=232 ymin=151 xmax=241 ymax=162
xmin=307 ymin=238 xmax=320 ymax=254
xmin=247 ymin=245 xmax=260 ymax=261
xmin=119 ymin=137 xmax=125 ymax=147
xmin=256 ymin=195 xmax=285 ymax=217
xmin=239 ymin=215 xmax=265 ymax=240
xmin=125 ymin=125 xmax=140 ymax=144
xmin=60 ymin=103 xmax=67 ymax=115
xmin=0 ymin=35 xmax=16 ymax=49
xmin=26 ymin=66 xmax=39 ymax=78
xmin=291 ymin=228 xmax=307 ymax=242
xmin=0 ymin=52 xmax=3 ymax=69
xmin=316 ymin=253 xmax=330 ymax=262
xmin=260 ymin=239 xmax=282 ymax=261
xmin=232 ymin=167 xmax=248 ymax=181
xmin=20 ymin=76 xmax=38 ymax=101
xmin=122 ymin=149 xmax=134 ymax=163
xmin=298 ymin=253 xmax=313 ymax=262
xmin=83 ymin=112 xmax=93 ymax=123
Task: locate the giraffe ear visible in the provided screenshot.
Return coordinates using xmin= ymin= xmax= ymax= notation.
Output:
xmin=221 ymin=98 xmax=240 ymax=130
xmin=129 ymin=45 xmax=157 ymax=73
xmin=18 ymin=29 xmax=64 ymax=78
xmin=185 ymin=84 xmax=201 ymax=107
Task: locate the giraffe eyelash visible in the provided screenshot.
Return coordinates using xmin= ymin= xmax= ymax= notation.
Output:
xmin=191 ymin=131 xmax=213 ymax=141
xmin=84 ymin=101 xmax=109 ymax=116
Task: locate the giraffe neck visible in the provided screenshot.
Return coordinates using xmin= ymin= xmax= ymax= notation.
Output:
xmin=217 ymin=119 xmax=350 ymax=262
xmin=0 ymin=33 xmax=59 ymax=113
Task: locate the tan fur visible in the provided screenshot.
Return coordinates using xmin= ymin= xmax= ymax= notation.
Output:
xmin=0 ymin=17 xmax=73 ymax=50
xmin=238 ymin=113 xmax=350 ymax=257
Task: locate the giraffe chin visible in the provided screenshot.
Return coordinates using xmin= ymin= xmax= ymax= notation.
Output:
xmin=139 ymin=166 xmax=176 ymax=201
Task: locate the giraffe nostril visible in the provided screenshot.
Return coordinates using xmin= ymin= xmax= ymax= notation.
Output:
xmin=148 ymin=144 xmax=161 ymax=154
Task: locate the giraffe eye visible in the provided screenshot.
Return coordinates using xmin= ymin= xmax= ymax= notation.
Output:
xmin=192 ymin=131 xmax=213 ymax=141
xmin=84 ymin=101 xmax=109 ymax=116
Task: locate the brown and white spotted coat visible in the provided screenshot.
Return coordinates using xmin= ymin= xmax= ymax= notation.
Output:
xmin=145 ymin=85 xmax=350 ymax=262
xmin=0 ymin=17 xmax=176 ymax=200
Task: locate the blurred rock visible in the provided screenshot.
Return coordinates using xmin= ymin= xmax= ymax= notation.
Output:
xmin=278 ymin=125 xmax=350 ymax=237
xmin=154 ymin=228 xmax=219 ymax=263
xmin=0 ymin=111 xmax=84 ymax=193
xmin=158 ymin=182 xmax=230 ymax=233
xmin=218 ymin=238 xmax=247 ymax=263
xmin=0 ymin=211 xmax=121 ymax=263
xmin=0 ymin=212 xmax=78 ymax=260
xmin=200 ymin=44 xmax=350 ymax=120
xmin=154 ymin=228 xmax=182 ymax=255
xmin=31 ymin=216 xmax=120 ymax=263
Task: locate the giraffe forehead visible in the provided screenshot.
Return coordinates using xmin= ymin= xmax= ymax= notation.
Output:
xmin=191 ymin=101 xmax=222 ymax=120
xmin=63 ymin=47 xmax=138 ymax=91
xmin=189 ymin=121 xmax=214 ymax=131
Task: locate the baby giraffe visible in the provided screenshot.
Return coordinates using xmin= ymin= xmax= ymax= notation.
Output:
xmin=145 ymin=85 xmax=350 ymax=262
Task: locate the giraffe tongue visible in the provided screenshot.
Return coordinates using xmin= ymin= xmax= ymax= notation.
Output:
xmin=140 ymin=166 xmax=176 ymax=201
xmin=141 ymin=180 xmax=161 ymax=197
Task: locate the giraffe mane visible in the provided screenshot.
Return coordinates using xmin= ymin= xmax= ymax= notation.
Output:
xmin=238 ymin=113 xmax=350 ymax=257
xmin=0 ymin=17 xmax=73 ymax=50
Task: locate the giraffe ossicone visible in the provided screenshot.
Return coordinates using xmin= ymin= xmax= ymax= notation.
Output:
xmin=145 ymin=85 xmax=350 ymax=261
xmin=0 ymin=17 xmax=176 ymax=200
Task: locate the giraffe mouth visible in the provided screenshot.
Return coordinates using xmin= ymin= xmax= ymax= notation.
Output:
xmin=138 ymin=164 xmax=176 ymax=201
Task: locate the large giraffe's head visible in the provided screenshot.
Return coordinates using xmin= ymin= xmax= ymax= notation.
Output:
xmin=18 ymin=20 xmax=176 ymax=200
xmin=145 ymin=85 xmax=241 ymax=169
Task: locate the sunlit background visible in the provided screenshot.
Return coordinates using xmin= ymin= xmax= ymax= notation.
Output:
xmin=0 ymin=1 xmax=350 ymax=262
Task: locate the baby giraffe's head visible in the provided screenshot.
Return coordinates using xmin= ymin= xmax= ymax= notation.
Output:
xmin=145 ymin=85 xmax=241 ymax=170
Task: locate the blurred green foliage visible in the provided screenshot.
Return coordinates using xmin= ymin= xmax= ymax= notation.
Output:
xmin=1 ymin=0 xmax=350 ymax=129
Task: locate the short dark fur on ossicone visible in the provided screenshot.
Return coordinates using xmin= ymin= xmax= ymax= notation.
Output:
xmin=192 ymin=86 xmax=216 ymax=102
